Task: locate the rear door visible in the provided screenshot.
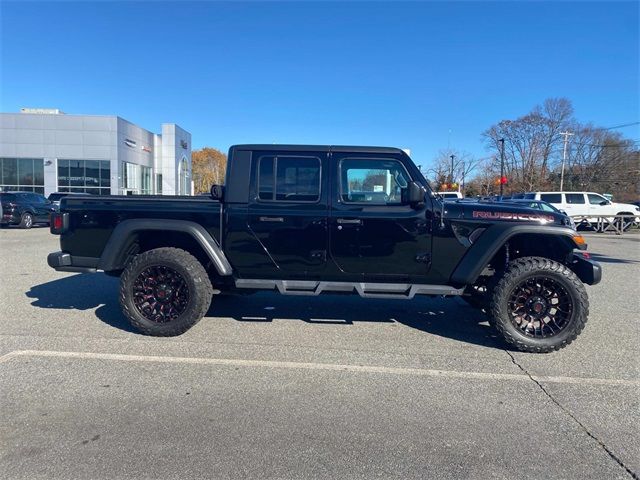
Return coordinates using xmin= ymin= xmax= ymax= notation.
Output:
xmin=329 ymin=152 xmax=432 ymax=281
xmin=245 ymin=150 xmax=328 ymax=277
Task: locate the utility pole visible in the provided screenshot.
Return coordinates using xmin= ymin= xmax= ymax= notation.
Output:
xmin=559 ymin=131 xmax=574 ymax=191
xmin=499 ymin=138 xmax=505 ymax=197
xmin=460 ymin=160 xmax=465 ymax=196
xmin=450 ymin=154 xmax=455 ymax=186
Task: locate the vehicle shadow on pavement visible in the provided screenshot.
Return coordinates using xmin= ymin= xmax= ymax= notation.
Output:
xmin=25 ymin=273 xmax=139 ymax=334
xmin=209 ymin=292 xmax=508 ymax=350
xmin=587 ymin=253 xmax=639 ymax=264
xmin=26 ymin=274 xmax=508 ymax=349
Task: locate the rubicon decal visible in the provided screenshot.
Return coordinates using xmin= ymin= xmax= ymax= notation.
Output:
xmin=472 ymin=211 xmax=555 ymax=223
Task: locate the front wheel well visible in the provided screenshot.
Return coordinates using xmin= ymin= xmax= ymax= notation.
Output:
xmin=487 ymin=233 xmax=575 ymax=273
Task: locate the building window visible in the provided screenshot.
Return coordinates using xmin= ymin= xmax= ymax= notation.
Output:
xmin=0 ymin=158 xmax=45 ymax=194
xmin=179 ymin=157 xmax=189 ymax=195
xmin=122 ymin=162 xmax=152 ymax=195
xmin=57 ymin=159 xmax=110 ymax=195
xmin=156 ymin=173 xmax=163 ymax=194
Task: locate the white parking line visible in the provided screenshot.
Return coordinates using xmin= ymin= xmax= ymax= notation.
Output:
xmin=0 ymin=349 xmax=638 ymax=387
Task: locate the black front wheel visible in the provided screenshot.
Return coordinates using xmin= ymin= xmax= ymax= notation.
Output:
xmin=490 ymin=257 xmax=589 ymax=353
xmin=119 ymin=247 xmax=213 ymax=336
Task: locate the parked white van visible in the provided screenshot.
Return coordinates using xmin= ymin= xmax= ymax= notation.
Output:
xmin=523 ymin=191 xmax=639 ymax=227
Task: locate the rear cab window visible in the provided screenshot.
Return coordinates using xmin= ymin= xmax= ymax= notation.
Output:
xmin=257 ymin=155 xmax=321 ymax=203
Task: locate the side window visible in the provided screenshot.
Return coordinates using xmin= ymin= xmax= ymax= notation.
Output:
xmin=588 ymin=194 xmax=606 ymax=205
xmin=565 ymin=193 xmax=585 ymax=204
xmin=540 ymin=193 xmax=562 ymax=203
xmin=257 ymin=155 xmax=321 ymax=202
xmin=340 ymin=159 xmax=409 ymax=205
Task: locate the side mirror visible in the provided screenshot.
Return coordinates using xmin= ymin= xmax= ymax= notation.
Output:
xmin=210 ymin=184 xmax=225 ymax=201
xmin=599 ymin=200 xmax=610 ymax=206
xmin=405 ymin=181 xmax=426 ymax=207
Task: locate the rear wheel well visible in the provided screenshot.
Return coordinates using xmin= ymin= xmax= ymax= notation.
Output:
xmin=111 ymin=230 xmax=226 ymax=286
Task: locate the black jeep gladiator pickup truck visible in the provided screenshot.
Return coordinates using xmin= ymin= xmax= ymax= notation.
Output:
xmin=48 ymin=144 xmax=601 ymax=352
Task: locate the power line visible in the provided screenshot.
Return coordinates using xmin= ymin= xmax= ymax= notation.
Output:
xmin=603 ymin=121 xmax=640 ymax=130
xmin=572 ymin=139 xmax=640 ymax=148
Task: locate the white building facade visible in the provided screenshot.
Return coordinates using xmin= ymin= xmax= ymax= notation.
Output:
xmin=0 ymin=109 xmax=192 ymax=196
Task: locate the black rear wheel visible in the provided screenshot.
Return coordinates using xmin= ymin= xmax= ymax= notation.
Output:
xmin=120 ymin=247 xmax=213 ymax=336
xmin=490 ymin=257 xmax=588 ymax=353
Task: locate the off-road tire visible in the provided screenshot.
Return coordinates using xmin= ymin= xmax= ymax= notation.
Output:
xmin=490 ymin=256 xmax=588 ymax=353
xmin=19 ymin=212 xmax=33 ymax=229
xmin=119 ymin=247 xmax=213 ymax=336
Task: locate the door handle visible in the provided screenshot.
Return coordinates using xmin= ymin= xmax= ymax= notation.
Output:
xmin=259 ymin=216 xmax=284 ymax=222
xmin=337 ymin=218 xmax=362 ymax=225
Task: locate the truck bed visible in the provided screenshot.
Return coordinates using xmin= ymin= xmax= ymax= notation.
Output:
xmin=59 ymin=195 xmax=222 ymax=259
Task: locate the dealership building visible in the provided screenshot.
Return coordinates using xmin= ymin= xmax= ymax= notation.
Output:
xmin=0 ymin=108 xmax=192 ymax=196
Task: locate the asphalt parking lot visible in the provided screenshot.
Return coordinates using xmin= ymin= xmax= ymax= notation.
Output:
xmin=1 ymin=226 xmax=638 ymax=479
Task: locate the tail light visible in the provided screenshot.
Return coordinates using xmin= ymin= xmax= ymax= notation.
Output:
xmin=50 ymin=212 xmax=69 ymax=234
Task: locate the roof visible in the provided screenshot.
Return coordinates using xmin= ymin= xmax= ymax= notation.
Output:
xmin=230 ymin=144 xmax=408 ymax=155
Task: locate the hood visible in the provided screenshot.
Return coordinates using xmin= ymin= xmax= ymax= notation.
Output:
xmin=441 ymin=200 xmax=570 ymax=227
xmin=613 ymin=201 xmax=640 ymax=212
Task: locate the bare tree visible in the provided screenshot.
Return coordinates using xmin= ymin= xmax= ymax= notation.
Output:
xmin=429 ymin=149 xmax=484 ymax=191
xmin=483 ymin=98 xmax=574 ymax=191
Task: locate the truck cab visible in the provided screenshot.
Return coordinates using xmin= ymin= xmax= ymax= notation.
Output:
xmin=221 ymin=145 xmax=432 ymax=284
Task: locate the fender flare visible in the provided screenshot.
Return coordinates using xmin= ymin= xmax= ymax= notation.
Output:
xmin=97 ymin=219 xmax=233 ymax=276
xmin=449 ymin=224 xmax=581 ymax=286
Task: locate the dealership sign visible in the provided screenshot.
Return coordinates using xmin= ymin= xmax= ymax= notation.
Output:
xmin=124 ymin=139 xmax=137 ymax=148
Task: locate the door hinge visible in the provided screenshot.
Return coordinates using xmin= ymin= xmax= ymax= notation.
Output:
xmin=310 ymin=250 xmax=327 ymax=261
xmin=415 ymin=253 xmax=431 ymax=264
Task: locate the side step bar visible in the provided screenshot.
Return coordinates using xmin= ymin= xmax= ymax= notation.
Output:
xmin=234 ymin=279 xmax=464 ymax=299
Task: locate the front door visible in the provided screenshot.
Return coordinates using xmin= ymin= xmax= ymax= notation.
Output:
xmin=31 ymin=193 xmax=55 ymax=222
xmin=329 ymin=153 xmax=432 ymax=281
xmin=246 ymin=150 xmax=328 ymax=277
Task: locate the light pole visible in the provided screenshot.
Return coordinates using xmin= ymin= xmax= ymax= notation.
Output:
xmin=450 ymin=154 xmax=455 ymax=187
xmin=499 ymin=138 xmax=505 ymax=197
xmin=559 ymin=131 xmax=573 ymax=191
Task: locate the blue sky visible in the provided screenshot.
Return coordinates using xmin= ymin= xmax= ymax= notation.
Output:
xmin=1 ymin=1 xmax=638 ymax=169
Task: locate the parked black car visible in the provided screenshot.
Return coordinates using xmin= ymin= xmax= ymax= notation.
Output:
xmin=48 ymin=144 xmax=601 ymax=352
xmin=1 ymin=191 xmax=56 ymax=228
